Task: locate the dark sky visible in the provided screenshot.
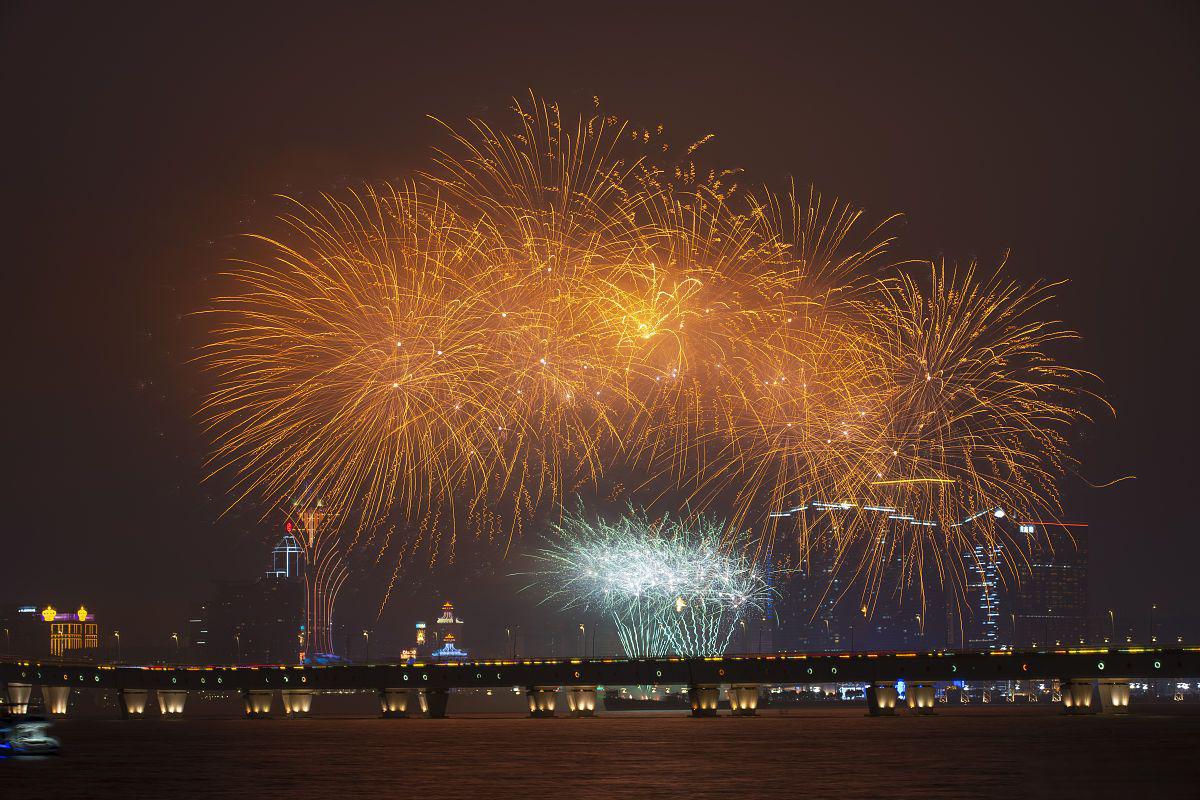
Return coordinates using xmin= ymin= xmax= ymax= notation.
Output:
xmin=4 ymin=2 xmax=1198 ymax=646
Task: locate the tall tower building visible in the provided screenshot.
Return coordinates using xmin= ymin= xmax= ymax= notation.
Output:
xmin=1012 ymin=523 xmax=1088 ymax=647
xmin=962 ymin=543 xmax=1004 ymax=650
xmin=266 ymin=532 xmax=303 ymax=579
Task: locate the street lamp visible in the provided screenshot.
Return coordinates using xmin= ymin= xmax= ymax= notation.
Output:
xmin=171 ymin=632 xmax=180 ymax=655
xmin=1109 ymin=610 xmax=1116 ymax=643
xmin=1150 ymin=603 xmax=1158 ymax=644
xmin=113 ymin=630 xmax=121 ymax=662
xmin=362 ymin=630 xmax=371 ymax=663
xmin=578 ymin=623 xmax=586 ymax=658
xmin=234 ymin=633 xmax=241 ymax=663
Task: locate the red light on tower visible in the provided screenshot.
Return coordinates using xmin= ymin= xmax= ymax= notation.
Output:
xmin=285 ymin=520 xmax=294 ymax=533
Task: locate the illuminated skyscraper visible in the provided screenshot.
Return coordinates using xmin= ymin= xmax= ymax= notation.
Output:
xmin=962 ymin=543 xmax=1004 ymax=650
xmin=1012 ymin=523 xmax=1089 ymax=647
xmin=266 ymin=533 xmax=302 ymax=579
xmin=282 ymin=499 xmax=347 ymax=660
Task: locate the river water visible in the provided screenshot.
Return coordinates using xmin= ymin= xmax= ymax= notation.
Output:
xmin=4 ymin=706 xmax=1199 ymax=799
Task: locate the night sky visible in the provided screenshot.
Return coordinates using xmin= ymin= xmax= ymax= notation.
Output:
xmin=5 ymin=3 xmax=1198 ymax=646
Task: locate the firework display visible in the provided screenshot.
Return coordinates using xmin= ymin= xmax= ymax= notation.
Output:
xmin=200 ymin=93 xmax=1098 ymax=611
xmin=529 ymin=507 xmax=773 ymax=658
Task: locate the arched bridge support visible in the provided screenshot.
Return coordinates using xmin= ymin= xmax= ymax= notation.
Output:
xmin=867 ymin=681 xmax=899 ymax=716
xmin=43 ymin=685 xmax=70 ymax=716
xmin=566 ymin=686 xmax=597 ymax=717
xmin=728 ymin=684 xmax=760 ymax=716
xmin=243 ymin=689 xmax=274 ymax=718
xmin=1061 ymin=679 xmax=1095 ymax=714
xmin=421 ymin=688 xmax=449 ymax=719
xmin=379 ymin=687 xmax=410 ymax=718
xmin=119 ymin=688 xmax=150 ymax=718
xmin=526 ymin=686 xmax=559 ymax=718
xmin=5 ymin=682 xmax=32 ymax=715
xmin=157 ymin=689 xmax=188 ymax=717
xmin=906 ymin=682 xmax=937 ymax=715
xmin=689 ymin=684 xmax=720 ymax=717
xmin=281 ymin=689 xmax=313 ymax=717
xmin=1098 ymin=679 xmax=1131 ymax=714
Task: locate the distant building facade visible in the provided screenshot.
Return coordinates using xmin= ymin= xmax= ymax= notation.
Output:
xmin=408 ymin=601 xmax=468 ymax=662
xmin=0 ymin=603 xmax=100 ymax=658
xmin=186 ymin=534 xmax=304 ymax=664
xmin=1011 ymin=523 xmax=1089 ymax=647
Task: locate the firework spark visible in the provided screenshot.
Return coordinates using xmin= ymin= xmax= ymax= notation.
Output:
xmin=527 ymin=506 xmax=773 ymax=658
xmin=200 ymin=93 xmax=1101 ymax=621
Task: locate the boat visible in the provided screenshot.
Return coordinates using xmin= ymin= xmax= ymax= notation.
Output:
xmin=0 ymin=714 xmax=61 ymax=756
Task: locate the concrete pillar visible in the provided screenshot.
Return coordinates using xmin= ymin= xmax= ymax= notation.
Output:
xmin=566 ymin=686 xmax=597 ymax=717
xmin=689 ymin=684 xmax=720 ymax=717
xmin=281 ymin=689 xmax=314 ymax=717
xmin=421 ymin=688 xmax=449 ymax=719
xmin=1098 ymin=679 xmax=1131 ymax=715
xmin=526 ymin=686 xmax=558 ymax=718
xmin=119 ymin=688 xmax=150 ymax=718
xmin=157 ymin=689 xmax=188 ymax=717
xmin=1061 ymin=679 xmax=1095 ymax=714
xmin=906 ymin=682 xmax=936 ymax=715
xmin=243 ymin=689 xmax=274 ymax=718
xmin=866 ymin=681 xmax=898 ymax=716
xmin=43 ymin=685 xmax=70 ymax=716
xmin=5 ymin=682 xmax=32 ymax=715
xmin=728 ymin=684 xmax=760 ymax=716
xmin=379 ymin=687 xmax=410 ymax=718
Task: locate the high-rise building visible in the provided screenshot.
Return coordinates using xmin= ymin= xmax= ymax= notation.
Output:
xmin=186 ymin=578 xmax=304 ymax=664
xmin=961 ymin=543 xmax=1005 ymax=650
xmin=1011 ymin=523 xmax=1089 ymax=647
xmin=186 ymin=535 xmax=305 ymax=664
xmin=774 ymin=542 xmax=844 ymax=652
xmin=266 ymin=533 xmax=302 ymax=579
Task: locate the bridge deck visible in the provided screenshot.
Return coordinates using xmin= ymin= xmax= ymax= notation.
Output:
xmin=3 ymin=647 xmax=1197 ymax=692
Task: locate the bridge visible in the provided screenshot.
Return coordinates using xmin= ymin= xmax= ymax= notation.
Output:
xmin=4 ymin=646 xmax=1197 ymax=719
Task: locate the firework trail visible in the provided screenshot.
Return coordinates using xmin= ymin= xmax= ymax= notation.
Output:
xmin=200 ymin=92 xmax=1101 ymax=620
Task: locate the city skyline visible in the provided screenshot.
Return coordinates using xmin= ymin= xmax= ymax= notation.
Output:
xmin=4 ymin=4 xmax=1198 ymax=647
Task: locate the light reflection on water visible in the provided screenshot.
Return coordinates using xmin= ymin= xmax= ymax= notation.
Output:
xmin=5 ymin=707 xmax=1200 ymax=799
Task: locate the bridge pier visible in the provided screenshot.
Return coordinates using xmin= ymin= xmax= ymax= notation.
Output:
xmin=243 ymin=689 xmax=274 ymax=718
xmin=281 ymin=689 xmax=313 ymax=717
xmin=866 ymin=681 xmax=899 ymax=716
xmin=728 ymin=684 xmax=760 ymax=716
xmin=526 ymin=686 xmax=559 ymax=718
xmin=5 ymin=682 xmax=32 ymax=715
xmin=689 ymin=684 xmax=720 ymax=717
xmin=906 ymin=682 xmax=937 ymax=715
xmin=1061 ymin=679 xmax=1095 ymax=714
xmin=566 ymin=686 xmax=597 ymax=717
xmin=43 ymin=685 xmax=70 ymax=716
xmin=157 ymin=689 xmax=188 ymax=717
xmin=420 ymin=688 xmax=449 ymax=719
xmin=1098 ymin=679 xmax=1131 ymax=714
xmin=379 ymin=687 xmax=410 ymax=718
xmin=119 ymin=688 xmax=150 ymax=718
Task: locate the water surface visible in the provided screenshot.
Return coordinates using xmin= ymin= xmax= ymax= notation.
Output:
xmin=4 ymin=706 xmax=1199 ymax=799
